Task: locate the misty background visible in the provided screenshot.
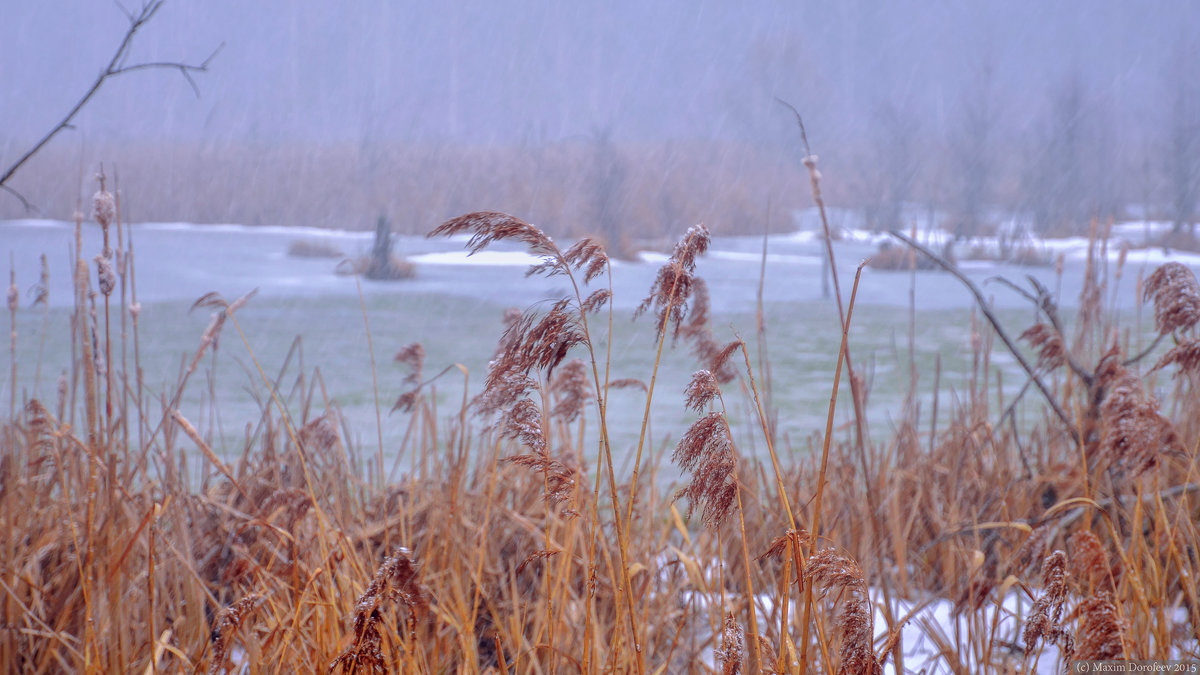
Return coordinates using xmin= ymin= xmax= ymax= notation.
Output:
xmin=3 ymin=1 xmax=1199 ymax=245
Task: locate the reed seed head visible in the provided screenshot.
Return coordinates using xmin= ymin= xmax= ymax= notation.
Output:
xmin=562 ymin=237 xmax=610 ymax=283
xmin=718 ymin=612 xmax=744 ymax=675
xmin=27 ymin=253 xmax=49 ymax=307
xmin=1096 ymin=348 xmax=1178 ymax=478
xmin=672 ymin=409 xmax=738 ymax=529
xmin=394 ymin=342 xmax=425 ymax=385
xmin=332 ymin=547 xmax=429 ymax=674
xmin=1153 ymin=338 xmax=1200 ymax=377
xmin=1068 ymin=530 xmax=1112 ymax=593
xmin=431 ymin=211 xmax=562 ymax=278
xmin=1023 ymin=550 xmax=1071 ymax=657
xmin=1020 ymin=323 xmax=1064 ymax=371
xmin=94 ymin=253 xmax=116 ymax=297
xmin=515 ymin=549 xmax=562 ymax=575
xmin=550 ymin=358 xmax=590 ymax=423
xmin=501 ymin=398 xmax=546 ymax=454
xmin=683 ymin=370 xmax=719 ymax=412
xmin=209 ymin=593 xmax=264 ymax=675
xmin=757 ymin=528 xmax=810 ymax=562
xmin=1143 ymin=261 xmax=1200 ymax=335
xmin=393 ymin=342 xmax=425 ymax=411
xmin=92 ymin=188 xmax=116 ymax=230
xmin=806 ymin=548 xmax=881 ymax=675
xmin=680 ymin=279 xmax=739 ymax=382
xmin=504 ymin=451 xmax=576 ymax=506
xmin=580 ymin=288 xmax=611 ymax=314
xmin=1074 ymin=592 xmax=1126 ymax=660
xmin=636 ymin=223 xmax=710 ymax=338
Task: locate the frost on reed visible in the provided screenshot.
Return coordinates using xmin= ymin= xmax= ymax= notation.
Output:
xmin=1142 ymin=261 xmax=1200 ymax=336
xmin=92 ymin=184 xmax=116 ymax=233
xmin=718 ymin=612 xmax=745 ymax=675
xmin=1073 ymin=592 xmax=1126 ymax=660
xmin=208 ymin=593 xmax=263 ymax=675
xmin=1094 ymin=345 xmax=1180 ymax=478
xmin=1145 ymin=261 xmax=1200 ymax=377
xmin=331 ymin=548 xmax=429 ymax=674
xmin=92 ymin=178 xmax=117 ymax=295
xmin=1023 ymin=550 xmax=1073 ymax=659
xmin=805 ymin=548 xmax=882 ymax=675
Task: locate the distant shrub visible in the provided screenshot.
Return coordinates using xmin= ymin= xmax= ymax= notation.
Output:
xmin=287 ymin=239 xmax=344 ymax=258
xmin=867 ymin=240 xmax=939 ymax=271
xmin=334 ymin=216 xmax=416 ymax=280
xmin=335 ymin=254 xmax=416 ymax=280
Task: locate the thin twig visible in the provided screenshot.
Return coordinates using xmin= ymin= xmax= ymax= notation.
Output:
xmin=0 ymin=2 xmax=220 ymax=207
xmin=889 ymin=230 xmax=1078 ymax=443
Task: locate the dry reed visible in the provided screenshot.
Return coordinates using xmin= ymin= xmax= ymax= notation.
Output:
xmin=2 ymin=177 xmax=1199 ymax=675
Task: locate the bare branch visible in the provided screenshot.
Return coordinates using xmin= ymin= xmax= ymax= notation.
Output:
xmin=1124 ymin=332 xmax=1168 ymax=367
xmin=0 ymin=0 xmax=218 ymax=209
xmin=0 ymin=184 xmax=34 ymax=213
xmin=889 ymin=229 xmax=1078 ymax=441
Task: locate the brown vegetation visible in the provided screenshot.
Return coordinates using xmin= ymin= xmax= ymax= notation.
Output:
xmin=1 ymin=184 xmax=1198 ymax=674
xmin=287 ymin=239 xmax=345 ymax=259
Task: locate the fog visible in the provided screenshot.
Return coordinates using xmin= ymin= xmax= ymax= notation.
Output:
xmin=3 ymin=1 xmax=1198 ymax=237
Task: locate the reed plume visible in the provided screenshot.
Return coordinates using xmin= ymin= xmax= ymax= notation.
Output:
xmin=208 ymin=593 xmax=263 ymax=675
xmin=718 ymin=612 xmax=745 ymax=675
xmin=430 ymin=211 xmax=557 ymax=261
xmin=561 ymin=237 xmax=610 ymax=284
xmin=1067 ymin=530 xmax=1114 ymax=593
xmin=636 ymin=223 xmax=710 ymax=339
xmin=1023 ymin=550 xmax=1073 ymax=659
xmin=758 ymin=528 xmax=810 ymax=562
xmin=515 ymin=549 xmax=562 ymax=575
xmin=1020 ymin=323 xmax=1065 ymax=371
xmin=390 ymin=342 xmax=425 ymax=413
xmin=28 ymin=253 xmax=49 ymax=307
xmin=673 ymin=420 xmax=732 ymax=508
xmin=1073 ymin=592 xmax=1126 ymax=660
xmin=393 ymin=343 xmax=424 ymax=388
xmin=331 ymin=548 xmax=429 ymax=674
xmin=805 ymin=548 xmax=882 ymax=675
xmin=1152 ymin=338 xmax=1200 ymax=377
xmin=550 ymin=358 xmax=590 ymax=423
xmin=1143 ymin=261 xmax=1200 ymax=335
xmin=673 ymin=405 xmax=737 ymax=529
xmin=1095 ymin=345 xmax=1179 ymax=477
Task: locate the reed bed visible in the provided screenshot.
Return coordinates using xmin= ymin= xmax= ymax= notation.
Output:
xmin=1 ymin=175 xmax=1198 ymax=674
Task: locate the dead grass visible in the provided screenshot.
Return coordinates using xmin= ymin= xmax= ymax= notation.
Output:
xmin=1 ymin=188 xmax=1198 ymax=675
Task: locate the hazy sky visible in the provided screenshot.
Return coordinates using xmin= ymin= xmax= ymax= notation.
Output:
xmin=4 ymin=1 xmax=1197 ymax=153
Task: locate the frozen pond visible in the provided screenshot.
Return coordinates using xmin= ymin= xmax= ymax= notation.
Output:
xmin=1 ymin=217 xmax=1192 ymax=473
